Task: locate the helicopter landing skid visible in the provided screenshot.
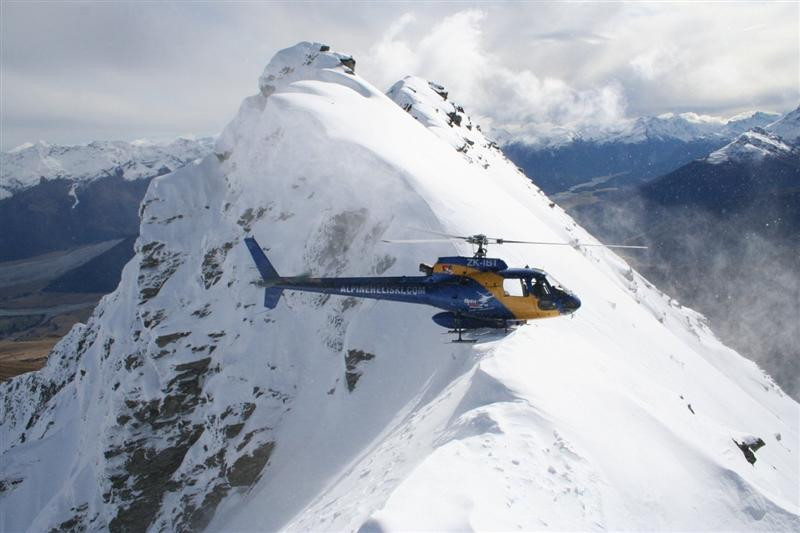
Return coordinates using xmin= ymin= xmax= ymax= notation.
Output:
xmin=448 ymin=328 xmax=478 ymax=343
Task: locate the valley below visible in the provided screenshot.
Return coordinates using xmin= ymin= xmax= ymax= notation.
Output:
xmin=0 ymin=241 xmax=122 ymax=380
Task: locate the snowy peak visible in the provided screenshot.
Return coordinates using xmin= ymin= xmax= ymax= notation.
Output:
xmin=726 ymin=110 xmax=783 ymax=135
xmin=615 ymin=110 xmax=779 ymax=144
xmin=625 ymin=112 xmax=725 ymax=142
xmin=706 ymin=128 xmax=794 ymax=164
xmin=387 ymin=76 xmax=504 ymax=169
xmin=215 ymin=42 xmax=371 ymax=161
xmin=706 ymin=106 xmax=800 ymax=165
xmin=257 ymin=41 xmax=357 ymax=98
xmin=505 ymin=109 xmax=781 ymax=148
xmin=0 ymin=137 xmax=214 ymax=199
xmin=766 ymin=105 xmax=800 ymax=145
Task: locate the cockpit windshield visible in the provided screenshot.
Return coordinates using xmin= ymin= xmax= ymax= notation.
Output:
xmin=546 ymin=274 xmax=572 ymax=294
xmin=503 ymin=271 xmax=568 ymax=299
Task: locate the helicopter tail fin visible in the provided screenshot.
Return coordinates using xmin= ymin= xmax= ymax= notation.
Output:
xmin=244 ymin=237 xmax=284 ymax=309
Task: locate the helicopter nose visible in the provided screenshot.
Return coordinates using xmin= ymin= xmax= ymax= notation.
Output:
xmin=562 ymin=295 xmax=581 ymax=313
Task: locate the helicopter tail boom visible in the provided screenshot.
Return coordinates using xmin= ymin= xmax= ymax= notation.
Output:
xmin=244 ymin=237 xmax=284 ymax=309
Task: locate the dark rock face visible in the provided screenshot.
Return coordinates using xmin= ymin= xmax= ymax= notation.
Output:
xmin=345 ymin=349 xmax=375 ymax=392
xmin=733 ymin=437 xmax=766 ymax=465
xmin=0 ymin=174 xmax=152 ymax=261
xmin=106 ymin=358 xmax=214 ymax=532
xmin=202 ymin=242 xmax=234 ymax=289
xmin=428 ymin=81 xmax=448 ymax=100
xmin=155 ymin=331 xmax=191 ymax=348
xmin=137 ymin=241 xmax=183 ymax=304
xmin=109 ymin=424 xmax=205 ymax=532
xmin=49 ymin=503 xmax=89 ymax=532
xmin=227 ymin=441 xmax=275 ymax=487
xmin=339 ymin=56 xmax=356 ymax=73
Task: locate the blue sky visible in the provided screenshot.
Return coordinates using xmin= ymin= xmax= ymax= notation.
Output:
xmin=1 ymin=1 xmax=797 ymax=149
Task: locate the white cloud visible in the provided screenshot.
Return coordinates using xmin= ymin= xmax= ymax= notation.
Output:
xmin=362 ymin=10 xmax=630 ymax=145
xmin=630 ymin=45 xmax=683 ymax=81
xmin=1 ymin=2 xmax=797 ymax=149
xmin=590 ymin=2 xmax=799 ymax=115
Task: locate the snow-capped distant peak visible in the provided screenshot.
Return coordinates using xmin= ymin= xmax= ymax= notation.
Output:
xmin=705 ymin=106 xmax=800 ymax=165
xmin=766 ymin=105 xmax=800 ymax=145
xmin=0 ymin=136 xmax=215 ymax=199
xmin=503 ymin=109 xmax=783 ymax=149
xmin=9 ymin=141 xmax=36 ymax=153
xmin=706 ymin=128 xmax=794 ymax=164
xmin=656 ymin=111 xmax=726 ymax=125
xmin=727 ymin=110 xmax=782 ymax=128
xmin=624 ymin=113 xmax=725 ymax=142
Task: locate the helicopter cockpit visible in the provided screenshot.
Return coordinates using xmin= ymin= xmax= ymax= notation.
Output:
xmin=500 ymin=269 xmax=581 ymax=313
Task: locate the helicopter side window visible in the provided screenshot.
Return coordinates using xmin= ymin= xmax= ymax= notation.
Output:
xmin=503 ymin=278 xmax=526 ymax=297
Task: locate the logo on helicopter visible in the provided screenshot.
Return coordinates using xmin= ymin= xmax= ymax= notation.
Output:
xmin=464 ymin=293 xmax=493 ymax=309
xmin=340 ymin=285 xmax=426 ymax=296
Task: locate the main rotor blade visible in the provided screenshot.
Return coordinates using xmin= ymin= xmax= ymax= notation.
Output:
xmin=494 ymin=238 xmax=647 ymax=249
xmin=399 ymin=228 xmax=648 ymax=249
xmin=381 ymin=238 xmax=455 ymax=244
xmin=406 ymin=227 xmax=472 ymax=240
xmin=581 ymin=243 xmax=648 ymax=249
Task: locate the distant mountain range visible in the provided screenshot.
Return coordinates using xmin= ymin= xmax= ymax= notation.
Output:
xmin=503 ymin=110 xmax=782 ymax=195
xmin=640 ymin=109 xmax=800 ymax=397
xmin=1 ymin=138 xmax=214 ymax=199
xmin=0 ymin=138 xmax=213 ymax=261
xmin=0 ymin=138 xmax=215 ymax=358
xmin=510 ymin=106 xmax=800 ymax=398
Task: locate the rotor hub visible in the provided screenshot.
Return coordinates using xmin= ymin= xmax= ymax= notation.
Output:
xmin=466 ymin=234 xmax=491 ymax=258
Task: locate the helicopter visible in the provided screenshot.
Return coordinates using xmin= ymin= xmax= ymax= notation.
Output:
xmin=244 ymin=231 xmax=645 ymax=342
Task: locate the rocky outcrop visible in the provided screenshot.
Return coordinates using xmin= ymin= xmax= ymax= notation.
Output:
xmin=345 ymin=349 xmax=375 ymax=392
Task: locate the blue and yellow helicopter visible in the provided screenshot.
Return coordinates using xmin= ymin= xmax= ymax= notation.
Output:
xmin=245 ymin=231 xmax=645 ymax=342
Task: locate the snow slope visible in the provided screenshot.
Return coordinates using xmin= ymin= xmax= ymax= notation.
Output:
xmin=0 ymin=137 xmax=214 ymax=200
xmin=767 ymin=106 xmax=800 ymax=145
xmin=1 ymin=42 xmax=798 ymax=532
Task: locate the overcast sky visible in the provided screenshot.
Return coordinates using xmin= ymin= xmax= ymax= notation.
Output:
xmin=1 ymin=1 xmax=798 ymax=149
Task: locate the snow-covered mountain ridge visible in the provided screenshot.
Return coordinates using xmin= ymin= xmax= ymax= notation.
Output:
xmin=707 ymin=106 xmax=800 ymax=164
xmin=0 ymin=137 xmax=214 ymax=200
xmin=1 ymin=42 xmax=798 ymax=532
xmin=387 ymin=76 xmax=504 ymax=169
xmin=499 ymin=109 xmax=781 ymax=149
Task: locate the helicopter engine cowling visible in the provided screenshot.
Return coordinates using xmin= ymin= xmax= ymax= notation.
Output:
xmin=432 ymin=312 xmax=505 ymax=330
